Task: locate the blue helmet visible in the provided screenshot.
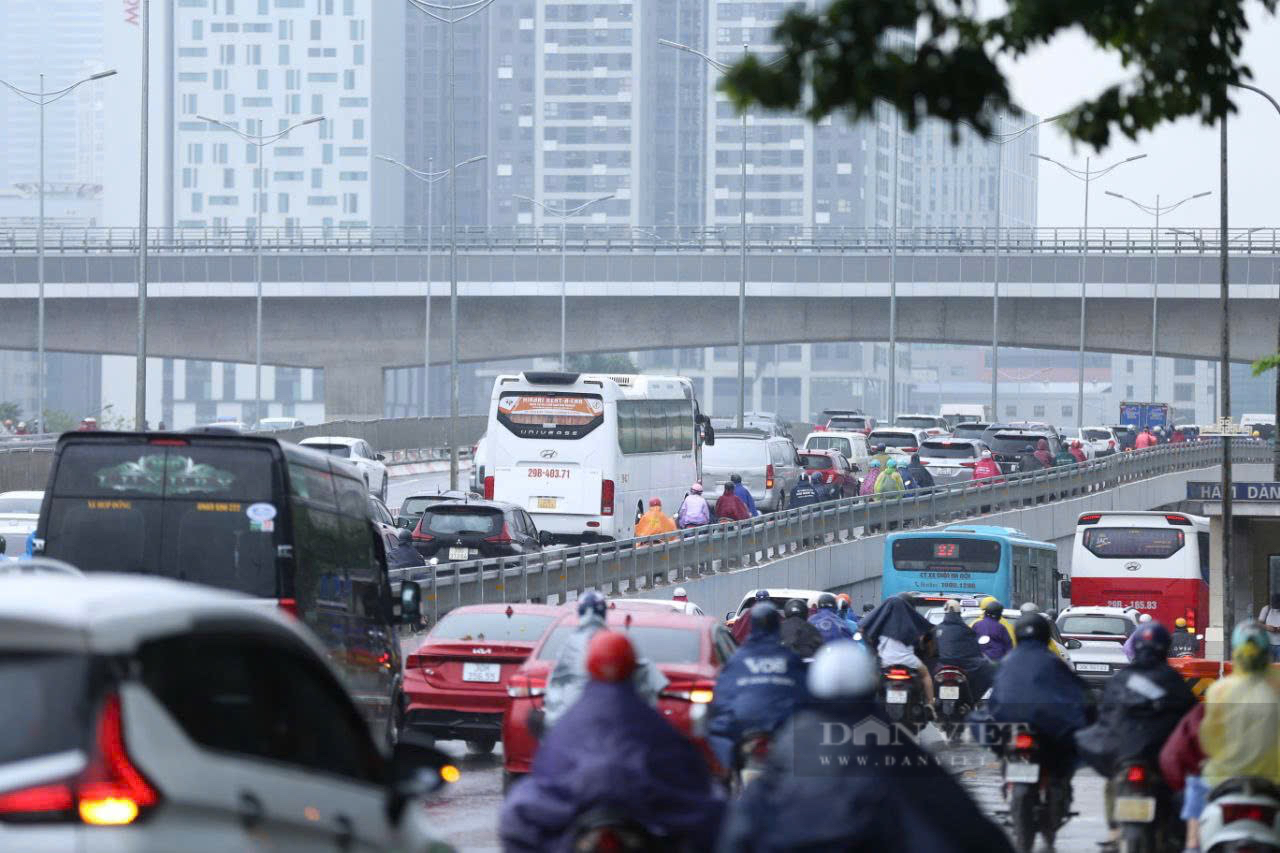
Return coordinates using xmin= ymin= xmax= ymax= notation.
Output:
xmin=869 ymin=459 xmax=881 ymax=468
xmin=810 ymin=471 xmax=825 ymax=485
xmin=754 ymin=589 xmax=770 ymax=602
xmin=578 ymin=589 xmax=607 ymax=619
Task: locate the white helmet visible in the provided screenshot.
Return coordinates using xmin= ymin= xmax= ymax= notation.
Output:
xmin=1019 ymin=602 xmax=1038 ymax=615
xmin=672 ymin=586 xmax=688 ymax=601
xmin=807 ymin=640 xmax=878 ymax=700
xmin=1138 ymin=613 xmax=1153 ymax=623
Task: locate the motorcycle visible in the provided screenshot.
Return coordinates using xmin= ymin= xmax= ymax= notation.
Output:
xmin=1198 ymin=776 xmax=1280 ymax=853
xmin=933 ymin=665 xmax=974 ymax=721
xmin=879 ymin=664 xmax=930 ymax=731
xmin=1109 ymin=758 xmax=1183 ymax=853
xmin=999 ymin=727 xmax=1073 ymax=853
xmin=569 ymin=806 xmax=667 ymax=853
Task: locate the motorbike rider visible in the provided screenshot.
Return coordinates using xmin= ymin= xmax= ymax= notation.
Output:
xmin=972 ymin=449 xmax=1004 ymax=482
xmin=1075 ymin=622 xmax=1196 ymax=843
xmin=789 ymin=472 xmax=822 ymax=509
xmin=860 ymin=594 xmax=937 ymax=709
xmin=1169 ymin=616 xmax=1197 ymax=657
xmin=837 ymin=593 xmax=859 ymax=634
xmin=542 ymin=590 xmax=667 ymax=729
xmin=972 ymin=599 xmax=1014 ymax=661
xmin=905 ymin=452 xmax=934 ymax=490
xmin=1199 ymin=618 xmax=1280 ymax=788
xmin=1017 ymin=443 xmax=1044 ymax=473
xmin=935 ymin=599 xmax=996 ymax=698
xmin=808 ymin=592 xmax=854 ymax=644
xmin=500 ymin=630 xmax=725 ymax=852
xmin=714 ymin=482 xmax=751 ymax=522
xmin=859 ymin=459 xmax=881 ymax=497
xmin=707 ymin=602 xmax=809 ymax=770
xmin=386 ymin=527 xmax=426 ymax=569
xmin=730 ymin=473 xmax=760 ymax=517
xmin=672 ymin=586 xmax=689 ymax=603
xmin=732 ymin=589 xmax=772 ymax=645
xmin=676 ymin=482 xmax=711 ymax=528
xmin=715 ymin=641 xmax=1015 ymax=853
xmin=874 ymin=457 xmax=905 ymax=496
xmin=780 ymin=598 xmax=824 ymax=658
xmin=635 ymin=497 xmax=678 ymax=541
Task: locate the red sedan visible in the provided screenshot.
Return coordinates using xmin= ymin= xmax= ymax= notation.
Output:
xmin=798 ymin=449 xmax=858 ymax=498
xmin=402 ymin=602 xmax=561 ymax=753
xmin=501 ymin=609 xmax=734 ymax=784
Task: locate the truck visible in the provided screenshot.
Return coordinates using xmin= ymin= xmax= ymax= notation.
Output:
xmin=1119 ymin=401 xmax=1170 ymax=432
xmin=940 ymin=403 xmax=989 ymax=425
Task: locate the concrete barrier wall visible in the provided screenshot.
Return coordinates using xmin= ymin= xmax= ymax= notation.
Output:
xmin=0 ymin=450 xmax=52 ymax=493
xmin=266 ymin=415 xmax=487 ymax=454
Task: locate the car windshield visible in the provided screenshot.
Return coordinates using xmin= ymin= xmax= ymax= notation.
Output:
xmin=987 ymin=434 xmax=1045 ymax=454
xmin=702 ymin=439 xmax=765 ymax=469
xmin=538 ymin=624 xmax=702 ymax=663
xmin=1060 ymin=616 xmax=1132 ymax=636
xmin=868 ymin=432 xmax=918 ymax=448
xmin=430 ymin=612 xmax=556 ymax=643
xmin=896 ymin=417 xmax=939 ymax=430
xmin=798 ymin=453 xmax=834 ymax=470
xmin=1082 ymin=527 xmax=1185 ymax=559
xmin=1083 ymin=429 xmax=1113 ymax=441
xmin=0 ymin=496 xmax=41 ymax=514
xmin=0 ymin=653 xmax=90 ymax=765
xmin=805 ymin=436 xmax=852 ymax=456
xmin=305 ymin=443 xmax=352 ymax=459
xmin=420 ymin=507 xmax=502 ymax=536
xmin=401 ymin=496 xmax=455 ymax=515
xmin=920 ymin=442 xmax=978 ymax=459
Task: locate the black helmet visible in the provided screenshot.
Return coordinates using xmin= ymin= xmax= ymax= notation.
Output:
xmin=817 ymin=592 xmax=838 ymax=611
xmin=1130 ymin=622 xmax=1172 ymax=665
xmin=397 ymin=527 xmax=413 ymax=544
xmin=578 ymin=590 xmax=607 ymax=619
xmin=784 ymin=598 xmax=808 ymax=619
xmin=731 ymin=473 xmax=743 ymax=484
xmin=749 ymin=602 xmax=781 ymax=636
xmin=983 ymin=600 xmax=1004 ymax=620
xmin=1014 ymin=613 xmax=1050 ymax=645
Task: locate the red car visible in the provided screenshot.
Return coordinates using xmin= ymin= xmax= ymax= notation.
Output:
xmin=501 ymin=609 xmax=735 ymax=784
xmin=798 ymin=449 xmax=858 ymax=498
xmin=402 ymin=602 xmax=561 ymax=753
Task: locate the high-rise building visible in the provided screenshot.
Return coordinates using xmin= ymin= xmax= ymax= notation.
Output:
xmin=914 ymin=115 xmax=1040 ymax=230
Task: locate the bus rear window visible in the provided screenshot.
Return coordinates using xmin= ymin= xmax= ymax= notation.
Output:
xmin=892 ymin=538 xmax=1002 ymax=573
xmin=1082 ymin=528 xmax=1185 ymax=559
xmin=496 ymin=393 xmax=604 ymax=440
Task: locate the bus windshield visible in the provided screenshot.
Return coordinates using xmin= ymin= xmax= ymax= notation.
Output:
xmin=891 ymin=537 xmax=1002 ymax=573
xmin=495 ymin=392 xmax=604 ymax=440
xmin=1082 ymin=527 xmax=1185 ymax=559
xmin=42 ymin=441 xmax=279 ymax=596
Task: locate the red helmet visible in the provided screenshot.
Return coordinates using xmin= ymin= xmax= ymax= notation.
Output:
xmin=586 ymin=630 xmax=637 ymax=683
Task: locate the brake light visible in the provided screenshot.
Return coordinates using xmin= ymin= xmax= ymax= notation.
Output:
xmin=485 ymin=522 xmax=514 ymax=544
xmin=78 ymin=694 xmax=159 ymax=826
xmin=0 ymin=783 xmax=74 ymax=819
xmin=903 ymin=447 xmax=917 ymax=453
xmin=885 ymin=667 xmax=912 ymax=681
xmin=1223 ymin=804 xmax=1277 ymax=824
xmin=601 ymin=479 xmax=615 ymax=516
xmin=1014 ymin=732 xmax=1036 ymax=750
xmin=765 ymin=464 xmax=774 ymax=490
xmin=1125 ymin=764 xmax=1147 ymax=784
xmin=960 ymin=461 xmax=976 ymax=468
xmin=1079 ymin=514 xmax=1102 ymax=525
xmin=147 ymin=437 xmax=189 ymax=446
xmin=277 ymin=598 xmax=299 ymax=618
xmin=484 ymin=475 xmax=494 ymax=500
xmin=412 ymin=529 xmax=434 ymax=541
xmin=1165 ymin=514 xmax=1192 ymax=526
xmin=1186 ymin=608 xmax=1196 ymax=631
xmin=660 ymin=682 xmax=716 ymax=703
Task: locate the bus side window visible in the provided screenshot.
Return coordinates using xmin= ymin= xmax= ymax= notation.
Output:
xmin=619 ymin=401 xmax=639 ymax=454
xmin=1010 ymin=546 xmax=1030 ymax=606
xmin=1198 ymin=532 xmax=1211 ymax=584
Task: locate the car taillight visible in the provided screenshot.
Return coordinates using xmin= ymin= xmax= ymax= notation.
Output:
xmin=277 ymin=598 xmax=298 ymax=618
xmin=147 ymin=437 xmax=189 ymax=446
xmin=485 ymin=522 xmax=514 ymax=543
xmin=1125 ymin=764 xmax=1147 ymax=784
xmin=412 ymin=529 xmax=434 ymax=541
xmin=765 ymin=464 xmax=774 ymax=490
xmin=1079 ymin=514 xmax=1102 ymax=525
xmin=601 ymin=479 xmax=614 ymax=516
xmin=1186 ymin=608 xmax=1196 ymax=630
xmin=884 ymin=667 xmax=912 ymax=681
xmin=660 ymin=683 xmax=715 ymax=703
xmin=484 ymin=475 xmax=494 ymax=499
xmin=1014 ymin=732 xmax=1036 ymax=750
xmin=506 ymin=675 xmax=546 ymax=698
xmin=960 ymin=461 xmax=977 ymax=468
xmin=825 ymin=472 xmax=836 ymax=483
xmin=1165 ymin=514 xmax=1192 ymax=526
xmin=1223 ymin=804 xmax=1277 ymax=824
xmin=0 ymin=694 xmax=163 ymax=826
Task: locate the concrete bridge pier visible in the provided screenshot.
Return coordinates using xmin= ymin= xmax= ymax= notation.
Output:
xmin=323 ymin=361 xmax=386 ymax=423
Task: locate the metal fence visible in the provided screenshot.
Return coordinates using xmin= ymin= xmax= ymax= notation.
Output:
xmin=1 ymin=225 xmax=1277 ymax=255
xmin=0 ymin=447 xmax=52 ymax=493
xmin=390 ymin=440 xmax=1271 ymax=626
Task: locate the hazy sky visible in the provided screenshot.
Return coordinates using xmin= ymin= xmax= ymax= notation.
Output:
xmin=1000 ymin=4 xmax=1280 ymax=228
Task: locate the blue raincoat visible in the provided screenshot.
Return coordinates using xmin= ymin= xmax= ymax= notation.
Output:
xmin=500 ymin=680 xmax=726 ymax=852
xmin=707 ymin=629 xmax=809 ymax=768
xmin=808 ymin=608 xmax=853 ymax=644
xmin=988 ymin=639 xmax=1090 ymax=760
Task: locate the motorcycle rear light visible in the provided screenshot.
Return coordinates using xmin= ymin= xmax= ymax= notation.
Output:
xmin=601 ymin=479 xmax=615 ymax=516
xmin=1165 ymin=514 xmax=1191 ymax=526
xmin=1078 ymin=514 xmax=1102 ymax=525
xmin=765 ymin=464 xmax=774 ymax=490
xmin=1222 ymin=804 xmax=1277 ymax=824
xmin=1013 ymin=732 xmax=1035 ymax=750
xmin=485 ymin=523 xmax=514 ymax=544
xmin=276 ymin=598 xmax=298 ymax=618
xmin=484 ymin=475 xmax=495 ymax=499
xmin=1125 ymin=764 xmax=1147 ymax=784
xmin=885 ymin=667 xmax=912 ymax=681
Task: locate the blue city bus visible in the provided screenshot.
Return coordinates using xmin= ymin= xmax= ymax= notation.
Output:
xmin=882 ymin=524 xmax=1060 ymax=612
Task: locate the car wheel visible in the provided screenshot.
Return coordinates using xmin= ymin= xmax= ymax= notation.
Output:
xmin=466 ymin=737 xmax=497 ymax=755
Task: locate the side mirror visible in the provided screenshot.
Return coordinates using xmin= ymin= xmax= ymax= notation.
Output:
xmin=538 ymin=531 xmax=554 ymax=547
xmin=1065 ymin=638 xmax=1083 ymax=650
xmin=399 ymin=581 xmax=422 ymax=625
xmin=386 ymin=732 xmax=456 ymax=825
xmin=1059 ymin=579 xmax=1072 ymax=600
xmin=376 ymin=453 xmax=386 ymax=462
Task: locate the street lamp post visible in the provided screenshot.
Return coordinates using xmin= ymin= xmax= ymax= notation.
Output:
xmin=197 ymin=114 xmax=324 ymax=425
xmin=514 ymin=195 xmax=615 ymax=369
xmin=1032 ymin=152 xmax=1147 ymax=428
xmin=377 ymin=154 xmax=486 ymax=416
xmin=1104 ymin=188 xmax=1211 ymax=401
xmin=0 ymin=68 xmax=115 ymax=430
xmin=406 ymin=0 xmax=500 ymax=490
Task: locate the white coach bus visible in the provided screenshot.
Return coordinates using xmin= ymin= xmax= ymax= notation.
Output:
xmin=483 ymin=371 xmax=714 ymax=543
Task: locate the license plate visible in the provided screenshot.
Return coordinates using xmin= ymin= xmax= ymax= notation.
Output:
xmin=536 ymin=497 xmax=557 ymax=510
xmin=1076 ymin=663 xmax=1110 ymax=673
xmin=1113 ymin=796 xmax=1157 ymax=823
xmin=940 ymin=685 xmax=960 ymax=700
xmin=886 ymin=690 xmax=908 ymax=704
xmin=448 ymin=547 xmax=471 ymax=561
xmin=462 ymin=662 xmax=501 ymax=683
xmin=1005 ymin=762 xmax=1040 ymax=783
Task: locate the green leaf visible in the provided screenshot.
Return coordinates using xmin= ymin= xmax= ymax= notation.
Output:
xmin=1252 ymin=353 xmax=1280 ymax=377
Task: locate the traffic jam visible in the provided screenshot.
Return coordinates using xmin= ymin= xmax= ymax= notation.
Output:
xmin=0 ymin=372 xmax=1274 ymax=853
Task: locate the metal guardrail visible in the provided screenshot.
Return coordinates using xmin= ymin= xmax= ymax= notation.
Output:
xmin=390 ymin=440 xmax=1272 ymax=626
xmin=0 ymin=226 xmax=1276 ymax=255
xmin=0 ymin=446 xmax=53 ymax=493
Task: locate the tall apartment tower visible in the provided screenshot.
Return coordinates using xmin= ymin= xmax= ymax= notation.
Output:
xmin=914 ymin=115 xmax=1040 ymax=229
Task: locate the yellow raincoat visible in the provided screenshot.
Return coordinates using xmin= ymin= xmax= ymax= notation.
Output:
xmin=635 ymin=506 xmax=677 ymax=544
xmin=1200 ymin=669 xmax=1280 ymax=787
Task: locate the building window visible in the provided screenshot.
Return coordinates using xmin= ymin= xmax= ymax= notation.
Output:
xmin=1126 ymin=359 xmax=1135 ymax=373
xmin=1004 ymin=405 xmax=1017 ymax=417
xmin=1174 ymin=382 xmax=1195 ymax=402
xmin=1033 ymin=405 xmax=1045 ymax=417
xmin=1126 ymin=385 xmax=1134 ymax=398
xmin=1061 ymin=405 xmax=1073 ymax=419
xmin=1174 ymin=358 xmax=1196 ymax=376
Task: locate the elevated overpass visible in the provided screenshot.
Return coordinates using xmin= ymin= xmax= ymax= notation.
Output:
xmin=0 ymin=226 xmax=1276 ymax=417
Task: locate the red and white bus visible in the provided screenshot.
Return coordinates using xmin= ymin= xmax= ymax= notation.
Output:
xmin=1068 ymin=511 xmax=1210 ymax=634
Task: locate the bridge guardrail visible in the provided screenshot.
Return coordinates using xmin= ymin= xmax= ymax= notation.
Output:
xmin=389 ymin=440 xmax=1271 ymax=627
xmin=261 ymin=415 xmax=486 ymax=455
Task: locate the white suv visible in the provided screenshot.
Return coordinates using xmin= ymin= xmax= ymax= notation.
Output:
xmin=1078 ymin=426 xmax=1121 ymax=458
xmin=300 ymin=436 xmax=389 ymax=500
xmin=0 ymin=573 xmax=452 ymax=851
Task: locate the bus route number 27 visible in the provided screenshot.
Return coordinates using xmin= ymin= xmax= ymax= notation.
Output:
xmin=527 ymin=468 xmax=570 ymax=480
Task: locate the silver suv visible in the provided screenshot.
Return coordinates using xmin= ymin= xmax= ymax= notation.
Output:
xmin=917 ymin=437 xmax=988 ymax=486
xmin=701 ymin=429 xmax=804 ymax=513
xmin=1056 ymin=605 xmax=1142 ymax=689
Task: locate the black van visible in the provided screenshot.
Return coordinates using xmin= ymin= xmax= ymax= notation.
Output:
xmin=33 ymin=431 xmax=423 ymax=742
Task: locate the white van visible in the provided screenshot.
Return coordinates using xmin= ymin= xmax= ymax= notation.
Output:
xmin=802 ymin=430 xmax=870 ymax=467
